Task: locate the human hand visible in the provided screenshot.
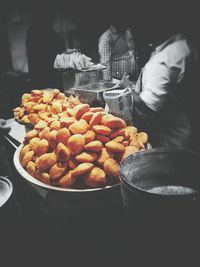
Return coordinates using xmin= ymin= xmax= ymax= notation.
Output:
xmin=0 ymin=119 xmax=11 ymax=135
xmin=119 ymin=73 xmax=133 ymax=88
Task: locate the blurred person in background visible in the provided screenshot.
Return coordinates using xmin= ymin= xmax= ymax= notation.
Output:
xmin=98 ymin=10 xmax=139 ymax=83
xmin=120 ymin=3 xmax=200 ymax=151
xmin=26 ymin=2 xmax=65 ymax=89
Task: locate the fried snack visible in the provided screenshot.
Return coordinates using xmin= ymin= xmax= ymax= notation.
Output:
xmin=129 ymin=135 xmax=141 ymax=149
xmin=97 ymin=148 xmax=113 ymax=165
xmin=95 ymin=134 xmax=110 ymax=144
xmin=67 ymin=134 xmax=85 ymax=155
xmin=92 ymin=125 xmax=111 ymax=136
xmin=89 ymin=107 xmax=104 ymax=113
xmin=35 ymin=170 xmax=50 ymax=185
xmin=31 ymin=89 xmax=42 ymax=96
xmin=84 ymin=140 xmax=103 ymax=152
xmin=121 ymin=146 xmax=139 ymax=162
xmin=75 ymin=152 xmax=97 ymax=163
xmin=38 ymin=112 xmax=51 ymax=121
xmin=35 ymin=139 xmax=49 ymax=156
xmin=25 ymin=129 xmax=39 ymax=141
xmin=58 ymin=171 xmax=77 ymax=188
xmin=124 ymin=126 xmax=138 ymax=139
xmin=26 ymin=161 xmax=36 ymax=177
xmin=81 ymin=112 xmax=94 ymax=123
xmin=21 ymin=93 xmax=31 ymax=104
xmin=50 ymin=120 xmax=61 ymax=131
xmin=101 ymin=114 xmax=114 ymax=125
xmin=112 ymin=136 xmax=124 ymax=143
xmin=110 ymin=129 xmax=125 ymax=139
xmin=103 ymin=158 xmax=119 ymax=177
xmin=83 ymin=130 xmax=96 ymax=143
xmin=29 ymin=137 xmax=40 ymax=152
xmin=34 ymin=120 xmax=48 ymax=131
xmin=21 ymin=150 xmax=35 ymax=167
xmin=67 ymin=108 xmax=76 ymax=117
xmin=105 ymin=141 xmax=125 ymax=153
xmin=60 ymin=117 xmax=76 ymax=128
xmin=103 ymin=117 xmax=126 ymax=129
xmin=43 ymin=91 xmax=54 ymax=103
xmin=35 ymin=152 xmax=57 ymax=171
xmin=68 ymin=157 xmax=79 ymax=169
xmin=38 ymin=127 xmax=50 ymax=140
xmin=89 ymin=112 xmax=103 ymax=128
xmin=56 ymin=128 xmax=71 ymax=145
xmin=56 ymin=143 xmax=71 ymax=162
xmin=137 ymin=132 xmax=148 ymax=144
xmin=49 ymin=162 xmax=68 ymax=180
xmin=49 ymin=130 xmax=58 ymax=150
xmin=84 ymin=167 xmax=107 ymax=188
xmin=20 ymin=144 xmax=30 ymax=160
xmin=32 ymin=103 xmax=47 ymax=112
xmin=51 ymin=101 xmax=63 ymax=114
xmin=71 ymin=163 xmax=94 ymax=177
xmin=69 ymin=119 xmax=88 ymax=135
xmin=23 ymin=102 xmax=36 ymax=113
xmin=73 ymin=103 xmax=90 ymax=120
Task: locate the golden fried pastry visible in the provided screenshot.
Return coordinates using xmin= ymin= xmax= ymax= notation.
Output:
xmin=84 ymin=167 xmax=107 ymax=188
xmin=83 ymin=130 xmax=96 ymax=143
xmin=84 ymin=140 xmax=103 ymax=152
xmin=67 ymin=108 xmax=76 ymax=117
xmin=101 ymin=114 xmax=114 ymax=125
xmin=49 ymin=130 xmax=58 ymax=150
xmin=38 ymin=112 xmax=51 ymax=121
xmin=129 ymin=136 xmax=141 ymax=149
xmin=35 ymin=139 xmax=49 ymax=156
xmin=112 ymin=136 xmax=124 ymax=143
xmin=56 ymin=92 xmax=65 ymax=100
xmin=20 ymin=144 xmax=30 ymax=160
xmin=58 ymin=170 xmax=77 ymax=188
xmin=50 ymin=120 xmax=61 ymax=131
xmin=31 ymin=89 xmax=42 ymax=96
xmin=51 ymin=101 xmax=63 ymax=114
xmin=110 ymin=129 xmax=125 ymax=139
xmin=103 ymin=117 xmax=126 ymax=129
xmin=95 ymin=134 xmax=110 ymax=144
xmin=75 ymin=152 xmax=97 ymax=163
xmin=23 ymin=102 xmax=36 ymax=113
xmin=89 ymin=112 xmax=103 ymax=128
xmin=137 ymin=132 xmax=148 ymax=144
xmin=97 ymin=148 xmax=113 ymax=165
xmin=25 ymin=129 xmax=39 ymax=141
xmin=21 ymin=115 xmax=31 ymax=124
xmin=105 ymin=141 xmax=125 ymax=153
xmin=69 ymin=119 xmax=88 ymax=135
xmin=103 ymin=158 xmax=119 ymax=177
xmin=71 ymin=163 xmax=94 ymax=177
xmin=56 ymin=128 xmax=71 ymax=145
xmin=26 ymin=161 xmax=36 ymax=177
xmin=38 ymin=127 xmax=50 ymax=140
xmin=29 ymin=137 xmax=40 ymax=152
xmin=68 ymin=157 xmax=79 ymax=169
xmin=67 ymin=134 xmax=85 ymax=155
xmin=124 ymin=126 xmax=138 ymax=139
xmin=21 ymin=93 xmax=31 ymax=104
xmin=34 ymin=120 xmax=48 ymax=131
xmin=92 ymin=125 xmax=111 ymax=136
xmin=73 ymin=103 xmax=90 ymax=120
xmin=60 ymin=117 xmax=76 ymax=128
xmin=21 ymin=150 xmax=35 ymax=167
xmin=49 ymin=162 xmax=68 ymax=180
xmin=42 ymin=92 xmax=54 ymax=103
xmin=35 ymin=152 xmax=57 ymax=171
xmin=121 ymin=146 xmax=139 ymax=162
xmin=81 ymin=112 xmax=94 ymax=123
xmin=35 ymin=170 xmax=50 ymax=185
xmin=56 ymin=143 xmax=71 ymax=162
xmin=89 ymin=107 xmax=104 ymax=113
xmin=32 ymin=103 xmax=47 ymax=112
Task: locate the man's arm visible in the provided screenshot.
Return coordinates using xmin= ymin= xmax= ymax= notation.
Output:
xmin=98 ymin=36 xmax=112 ymax=81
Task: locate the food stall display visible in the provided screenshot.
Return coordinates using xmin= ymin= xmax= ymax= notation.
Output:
xmin=14 ymin=89 xmax=148 ymax=190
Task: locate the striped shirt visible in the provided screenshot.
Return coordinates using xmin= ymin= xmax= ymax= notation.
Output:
xmin=98 ymin=26 xmax=138 ymax=81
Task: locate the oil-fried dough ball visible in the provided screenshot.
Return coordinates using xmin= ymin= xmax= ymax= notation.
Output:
xmin=25 ymin=129 xmax=39 ymax=141
xmin=58 ymin=170 xmax=77 ymax=188
xmin=56 ymin=128 xmax=71 ymax=145
xmin=51 ymin=102 xmax=62 ymax=114
xmin=84 ymin=140 xmax=103 ymax=152
xmin=43 ymin=92 xmax=54 ymax=103
xmin=129 ymin=135 xmax=141 ymax=149
xmin=89 ymin=107 xmax=104 ymax=113
xmin=50 ymin=120 xmax=61 ymax=131
xmin=81 ymin=112 xmax=94 ymax=123
xmin=92 ymin=125 xmax=111 ymax=136
xmin=84 ymin=167 xmax=107 ymax=188
xmin=103 ymin=117 xmax=126 ymax=129
xmin=23 ymin=102 xmax=36 ymax=113
xmin=71 ymin=163 xmax=93 ymax=177
xmin=101 ymin=114 xmax=114 ymax=125
xmin=31 ymin=89 xmax=42 ymax=96
xmin=49 ymin=130 xmax=58 ymax=150
xmin=67 ymin=108 xmax=76 ymax=117
xmin=103 ymin=158 xmax=119 ymax=177
xmin=67 ymin=134 xmax=85 ymax=155
xmin=95 ymin=134 xmax=110 ymax=144
xmin=83 ymin=130 xmax=95 ymax=143
xmin=69 ymin=119 xmax=88 ymax=135
xmin=35 ymin=139 xmax=49 ymax=156
xmin=29 ymin=137 xmax=40 ymax=152
xmin=105 ymin=141 xmax=125 ymax=153
xmin=34 ymin=120 xmax=48 ymax=131
xmin=49 ymin=162 xmax=68 ymax=180
xmin=21 ymin=150 xmax=35 ymax=167
xmin=21 ymin=115 xmax=31 ymax=124
xmin=89 ymin=112 xmax=103 ymax=128
xmin=75 ymin=152 xmax=97 ymax=163
xmin=121 ymin=146 xmax=139 ymax=162
xmin=35 ymin=152 xmax=57 ymax=171
xmin=97 ymin=148 xmax=113 ymax=165
xmin=60 ymin=117 xmax=76 ymax=128
xmin=73 ymin=103 xmax=90 ymax=120
xmin=20 ymin=144 xmax=30 ymax=160
xmin=137 ymin=132 xmax=148 ymax=144
xmin=124 ymin=126 xmax=138 ymax=139
xmin=38 ymin=112 xmax=51 ymax=121
xmin=32 ymin=103 xmax=47 ymax=112
xmin=110 ymin=129 xmax=125 ymax=139
xmin=35 ymin=170 xmax=50 ymax=185
xmin=112 ymin=136 xmax=124 ymax=143
xmin=68 ymin=157 xmax=79 ymax=169
xmin=26 ymin=161 xmax=36 ymax=177
xmin=21 ymin=93 xmax=31 ymax=104
xmin=56 ymin=143 xmax=71 ymax=162
xmin=38 ymin=127 xmax=50 ymax=140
